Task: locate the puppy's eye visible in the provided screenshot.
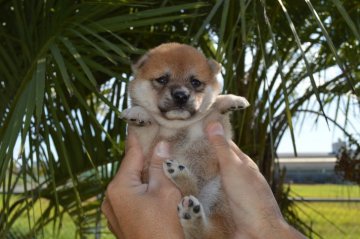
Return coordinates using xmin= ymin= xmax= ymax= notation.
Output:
xmin=155 ymin=75 xmax=169 ymax=85
xmin=190 ymin=78 xmax=202 ymax=88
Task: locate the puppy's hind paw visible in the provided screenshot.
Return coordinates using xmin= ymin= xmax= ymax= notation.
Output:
xmin=120 ymin=106 xmax=152 ymax=126
xmin=178 ymin=196 xmax=207 ymax=237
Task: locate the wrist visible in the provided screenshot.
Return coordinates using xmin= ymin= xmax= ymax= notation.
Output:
xmin=129 ymin=229 xmax=184 ymax=239
xmin=122 ymin=225 xmax=184 ymax=239
xmin=270 ymin=219 xmax=306 ymax=239
xmin=121 ymin=213 xmax=184 ymax=239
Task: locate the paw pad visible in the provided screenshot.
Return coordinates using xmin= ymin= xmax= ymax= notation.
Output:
xmin=120 ymin=108 xmax=152 ymax=126
xmin=125 ymin=118 xmax=150 ymax=126
xmin=219 ymin=96 xmax=250 ymax=114
xmin=178 ymin=195 xmax=203 ymax=221
xmin=163 ymin=160 xmax=187 ymax=178
xmin=229 ymin=105 xmax=244 ymax=110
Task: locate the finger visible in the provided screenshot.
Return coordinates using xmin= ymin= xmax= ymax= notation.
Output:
xmin=114 ymin=130 xmax=144 ymax=183
xmin=206 ymin=122 xmax=241 ymax=168
xmin=148 ymin=141 xmax=176 ymax=191
xmin=101 ymin=198 xmax=123 ymax=237
xmin=229 ymin=141 xmax=242 ymax=158
xmin=206 ymin=122 xmax=259 ymax=173
xmin=125 ymin=128 xmax=136 ymax=152
xmin=229 ymin=141 xmax=252 ymax=163
xmin=229 ymin=141 xmax=259 ymax=171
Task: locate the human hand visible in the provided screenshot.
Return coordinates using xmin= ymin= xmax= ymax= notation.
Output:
xmin=101 ymin=131 xmax=183 ymax=239
xmin=206 ymin=122 xmax=306 ymax=239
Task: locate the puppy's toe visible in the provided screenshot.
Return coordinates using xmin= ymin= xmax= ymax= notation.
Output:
xmin=178 ymin=196 xmax=205 ymax=223
xmin=120 ymin=107 xmax=152 ymax=126
xmin=163 ymin=160 xmax=187 ymax=179
xmin=220 ymin=96 xmax=250 ymax=113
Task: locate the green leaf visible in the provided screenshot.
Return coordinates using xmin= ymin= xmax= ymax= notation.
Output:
xmin=50 ymin=44 xmax=74 ymax=95
xmin=70 ymin=29 xmax=117 ymax=65
xmin=276 ymin=0 xmax=330 ymax=129
xmin=95 ymin=2 xmax=208 ymax=29
xmin=194 ymin=0 xmax=224 ymax=43
xmin=76 ymin=24 xmax=128 ymax=59
xmin=260 ymin=0 xmax=297 ymax=156
xmin=304 ymin=0 xmax=358 ymax=95
xmin=35 ymin=57 xmax=46 ymax=123
xmin=331 ymin=0 xmax=360 ymax=42
xmin=60 ymin=37 xmax=97 ymax=88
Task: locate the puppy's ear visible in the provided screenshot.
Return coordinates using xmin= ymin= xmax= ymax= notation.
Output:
xmin=208 ymin=59 xmax=221 ymax=74
xmin=131 ymin=54 xmax=149 ymax=75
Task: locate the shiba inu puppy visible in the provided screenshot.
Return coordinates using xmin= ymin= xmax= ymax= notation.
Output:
xmin=121 ymin=43 xmax=249 ymax=239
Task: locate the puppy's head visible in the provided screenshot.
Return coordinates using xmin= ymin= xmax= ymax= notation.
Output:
xmin=129 ymin=43 xmax=221 ymax=122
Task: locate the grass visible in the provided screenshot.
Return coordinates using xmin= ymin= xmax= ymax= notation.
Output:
xmin=289 ymin=184 xmax=360 ymax=239
xmin=3 ymin=184 xmax=359 ymax=238
xmin=294 ymin=202 xmax=360 ymax=239
xmin=288 ymin=184 xmax=360 ymax=199
xmin=1 ymin=196 xmax=115 ymax=239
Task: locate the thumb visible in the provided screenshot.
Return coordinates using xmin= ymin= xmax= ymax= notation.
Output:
xmin=114 ymin=131 xmax=144 ymax=182
xmin=206 ymin=122 xmax=240 ymax=170
xmin=148 ymin=141 xmax=175 ymax=191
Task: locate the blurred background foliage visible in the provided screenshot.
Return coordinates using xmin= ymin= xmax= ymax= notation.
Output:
xmin=0 ymin=0 xmax=359 ymax=238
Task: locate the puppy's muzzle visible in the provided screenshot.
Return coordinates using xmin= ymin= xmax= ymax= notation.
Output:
xmin=172 ymin=90 xmax=189 ymax=106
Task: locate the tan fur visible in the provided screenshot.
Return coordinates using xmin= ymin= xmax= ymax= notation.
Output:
xmin=121 ymin=43 xmax=249 ymax=239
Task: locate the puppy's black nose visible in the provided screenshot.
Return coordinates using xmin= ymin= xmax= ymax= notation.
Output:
xmin=172 ymin=91 xmax=189 ymax=106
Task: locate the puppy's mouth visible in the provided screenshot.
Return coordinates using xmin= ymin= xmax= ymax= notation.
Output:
xmin=158 ymin=106 xmax=196 ymax=120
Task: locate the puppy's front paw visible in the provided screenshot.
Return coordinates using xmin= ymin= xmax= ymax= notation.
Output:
xmin=163 ymin=160 xmax=198 ymax=196
xmin=120 ymin=106 xmax=152 ymax=126
xmin=178 ymin=196 xmax=207 ymax=237
xmin=163 ymin=160 xmax=188 ymax=179
xmin=215 ymin=94 xmax=250 ymax=114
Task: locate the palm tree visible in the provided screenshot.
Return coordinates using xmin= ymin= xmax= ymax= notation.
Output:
xmin=0 ymin=0 xmax=359 ymax=238
xmin=0 ymin=1 xmax=208 ymax=237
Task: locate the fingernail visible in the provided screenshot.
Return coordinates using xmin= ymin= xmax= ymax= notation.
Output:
xmin=207 ymin=122 xmax=224 ymax=136
xmin=155 ymin=141 xmax=170 ymax=158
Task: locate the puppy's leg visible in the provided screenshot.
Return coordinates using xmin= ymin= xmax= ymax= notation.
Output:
xmin=163 ymin=160 xmax=198 ymax=196
xmin=198 ymin=177 xmax=221 ymax=216
xmin=120 ymin=106 xmax=153 ymax=126
xmin=214 ymin=94 xmax=250 ymax=114
xmin=178 ymin=195 xmax=209 ymax=239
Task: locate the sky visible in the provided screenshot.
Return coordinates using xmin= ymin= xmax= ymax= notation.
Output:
xmin=277 ymin=96 xmax=359 ymax=155
xmin=277 ymin=117 xmax=342 ymax=154
xmin=261 ymin=61 xmax=359 ymax=155
xmin=238 ymin=37 xmax=359 ymax=156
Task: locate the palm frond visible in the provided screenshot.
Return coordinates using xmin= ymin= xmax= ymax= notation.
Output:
xmin=0 ymin=0 xmax=207 ymax=237
xmin=0 ymin=0 xmax=359 ymax=238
